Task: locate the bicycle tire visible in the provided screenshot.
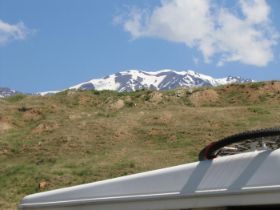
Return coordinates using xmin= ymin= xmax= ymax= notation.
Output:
xmin=198 ymin=127 xmax=280 ymax=161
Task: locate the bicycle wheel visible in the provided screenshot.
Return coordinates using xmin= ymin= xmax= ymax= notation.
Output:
xmin=198 ymin=127 xmax=280 ymax=161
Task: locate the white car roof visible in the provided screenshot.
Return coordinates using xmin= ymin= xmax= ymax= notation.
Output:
xmin=19 ymin=149 xmax=280 ymax=210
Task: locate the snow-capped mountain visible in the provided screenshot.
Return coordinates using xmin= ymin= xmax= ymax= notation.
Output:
xmin=66 ymin=69 xmax=253 ymax=92
xmin=0 ymin=87 xmax=21 ymax=98
xmin=1 ymin=70 xmax=254 ymax=97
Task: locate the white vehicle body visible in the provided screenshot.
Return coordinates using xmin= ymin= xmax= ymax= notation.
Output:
xmin=18 ymin=149 xmax=280 ymax=210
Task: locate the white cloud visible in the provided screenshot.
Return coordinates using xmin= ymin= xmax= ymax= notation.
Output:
xmin=0 ymin=19 xmax=33 ymax=45
xmin=119 ymin=0 xmax=279 ymax=67
xmin=239 ymin=0 xmax=270 ymax=24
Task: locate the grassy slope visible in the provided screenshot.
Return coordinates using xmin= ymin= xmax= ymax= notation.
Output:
xmin=1 ymin=81 xmax=280 ymax=209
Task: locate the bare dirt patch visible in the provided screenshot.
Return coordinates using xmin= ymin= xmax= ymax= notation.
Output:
xmin=32 ymin=122 xmax=59 ymax=134
xmin=258 ymin=81 xmax=280 ymax=96
xmin=22 ymin=108 xmax=43 ymax=121
xmin=69 ymin=114 xmax=82 ymax=120
xmin=190 ymin=89 xmax=219 ymax=106
xmin=149 ymin=92 xmax=163 ymax=104
xmin=110 ymin=99 xmax=125 ymax=110
xmin=0 ymin=121 xmax=13 ymax=133
xmin=0 ymin=116 xmax=13 ymax=133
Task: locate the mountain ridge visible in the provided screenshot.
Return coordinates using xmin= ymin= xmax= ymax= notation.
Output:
xmin=40 ymin=69 xmax=253 ymax=95
xmin=0 ymin=69 xmax=254 ymax=97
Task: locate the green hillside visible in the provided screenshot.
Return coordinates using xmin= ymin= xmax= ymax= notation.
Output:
xmin=1 ymin=81 xmax=280 ymax=210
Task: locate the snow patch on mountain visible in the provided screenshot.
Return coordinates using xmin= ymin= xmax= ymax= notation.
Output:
xmin=0 ymin=87 xmax=20 ymax=98
xmin=39 ymin=90 xmax=60 ymax=96
xmin=70 ymin=73 xmax=120 ymax=91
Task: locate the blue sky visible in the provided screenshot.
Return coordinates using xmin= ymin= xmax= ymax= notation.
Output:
xmin=0 ymin=0 xmax=279 ymax=93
